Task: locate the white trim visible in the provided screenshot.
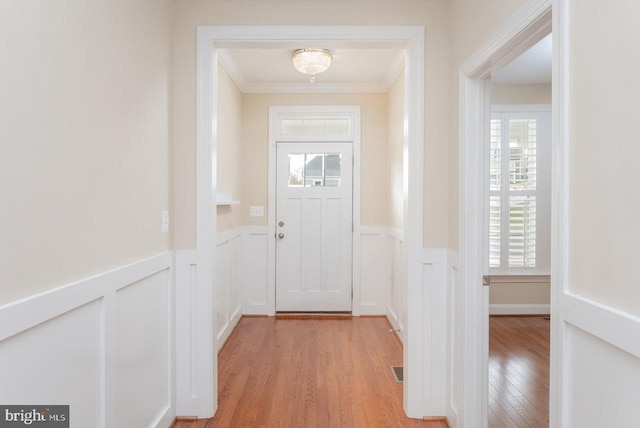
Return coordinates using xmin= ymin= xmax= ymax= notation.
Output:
xmin=458 ymin=1 xmax=553 ymax=426
xmin=491 ymin=103 xmax=551 ymax=112
xmin=461 ymin=1 xmax=552 ymax=79
xmin=489 ymin=304 xmax=550 ymax=315
xmin=195 ymin=25 xmax=425 ymax=419
xmin=402 ymin=28 xmax=426 ymax=419
xmin=0 ymin=252 xmax=172 ymax=340
xmin=242 ymin=82 xmax=392 ymax=94
xmin=550 ymin=1 xmax=569 ymax=426
xmin=195 ymin=27 xmax=217 ymax=419
xmin=562 ymin=293 xmax=640 ymax=360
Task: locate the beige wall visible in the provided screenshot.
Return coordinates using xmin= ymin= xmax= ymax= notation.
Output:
xmin=490 ymin=281 xmax=550 ymax=305
xmin=387 ymin=71 xmax=405 ymax=231
xmin=216 ymin=64 xmax=243 ymax=232
xmin=492 ymin=84 xmax=552 ymax=105
xmin=0 ymin=0 xmax=173 ymax=304
xmin=240 ymin=93 xmax=390 ymax=228
xmin=171 ymin=0 xmax=450 ymax=249
xmin=449 ymin=0 xmax=530 ymax=249
xmin=567 ymin=0 xmax=640 ymax=316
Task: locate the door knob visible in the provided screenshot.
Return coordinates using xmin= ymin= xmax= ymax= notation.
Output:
xmin=278 ymin=233 xmax=285 ymax=239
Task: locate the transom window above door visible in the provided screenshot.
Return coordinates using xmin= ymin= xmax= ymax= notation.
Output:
xmin=274 ymin=110 xmax=355 ymax=142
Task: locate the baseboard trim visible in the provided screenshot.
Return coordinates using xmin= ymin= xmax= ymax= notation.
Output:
xmin=489 ymin=303 xmax=550 ymax=315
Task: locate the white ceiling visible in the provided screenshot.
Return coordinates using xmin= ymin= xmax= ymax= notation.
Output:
xmin=220 ymin=46 xmax=405 ymax=93
xmin=218 ymin=33 xmax=551 ymax=93
xmin=492 ymin=34 xmax=552 ymax=85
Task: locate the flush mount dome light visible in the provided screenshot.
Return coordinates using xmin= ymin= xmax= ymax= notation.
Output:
xmin=292 ymin=49 xmax=332 ymax=83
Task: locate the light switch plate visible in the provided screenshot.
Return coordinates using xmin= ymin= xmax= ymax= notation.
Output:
xmin=249 ymin=206 xmax=264 ymax=217
xmin=162 ymin=210 xmax=169 ymax=232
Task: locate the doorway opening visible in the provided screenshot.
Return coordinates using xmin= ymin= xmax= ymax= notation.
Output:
xmin=457 ymin=3 xmax=561 ymax=425
xmin=192 ymin=26 xmax=426 ymax=419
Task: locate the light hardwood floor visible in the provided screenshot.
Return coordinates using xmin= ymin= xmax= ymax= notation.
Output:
xmin=488 ymin=316 xmax=550 ymax=428
xmin=173 ymin=316 xmax=448 ymax=428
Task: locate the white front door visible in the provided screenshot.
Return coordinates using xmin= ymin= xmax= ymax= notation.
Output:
xmin=275 ymin=142 xmax=353 ymax=312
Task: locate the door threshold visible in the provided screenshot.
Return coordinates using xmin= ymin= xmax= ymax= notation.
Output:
xmin=275 ymin=312 xmax=352 ymax=319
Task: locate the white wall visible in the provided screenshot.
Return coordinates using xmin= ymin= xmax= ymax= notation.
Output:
xmin=560 ymin=0 xmax=640 ymax=426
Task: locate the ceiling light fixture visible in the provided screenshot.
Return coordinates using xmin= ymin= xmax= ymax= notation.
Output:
xmin=292 ymin=49 xmax=332 ymax=83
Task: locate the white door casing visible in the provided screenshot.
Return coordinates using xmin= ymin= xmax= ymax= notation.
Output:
xmin=195 ymin=27 xmax=425 ymax=419
xmin=458 ymin=2 xmax=553 ymax=426
xmin=275 ymin=142 xmax=353 ymax=312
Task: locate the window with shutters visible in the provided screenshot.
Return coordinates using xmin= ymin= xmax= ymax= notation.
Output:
xmin=489 ymin=107 xmax=551 ymax=275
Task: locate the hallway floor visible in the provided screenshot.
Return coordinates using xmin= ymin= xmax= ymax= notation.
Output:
xmin=173 ymin=316 xmax=447 ymax=427
xmin=488 ymin=316 xmax=550 ymax=427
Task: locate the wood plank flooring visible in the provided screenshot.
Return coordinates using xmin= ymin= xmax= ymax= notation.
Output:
xmin=173 ymin=316 xmax=448 ymax=428
xmin=488 ymin=316 xmax=550 ymax=428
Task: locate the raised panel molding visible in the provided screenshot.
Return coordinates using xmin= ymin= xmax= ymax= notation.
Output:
xmin=0 ymin=253 xmax=175 ymax=428
xmin=216 ymin=230 xmax=242 ymax=349
xmin=175 ymin=249 xmax=198 ymax=416
xmin=241 ymin=226 xmax=269 ymax=315
xmin=175 ymin=229 xmax=246 ymax=417
xmin=421 ymin=248 xmax=451 ymax=416
xmin=446 ymin=251 xmax=461 ymax=427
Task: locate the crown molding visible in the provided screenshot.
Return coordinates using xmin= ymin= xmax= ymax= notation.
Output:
xmin=217 ymin=46 xmax=405 ymax=94
xmin=383 ymin=49 xmax=406 ymax=89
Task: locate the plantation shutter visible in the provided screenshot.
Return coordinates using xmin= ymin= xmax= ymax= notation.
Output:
xmin=489 ymin=109 xmax=550 ymax=274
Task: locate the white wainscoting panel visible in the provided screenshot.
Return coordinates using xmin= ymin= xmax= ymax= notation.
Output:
xmin=175 ymin=250 xmax=198 ymax=416
xmin=386 ymin=230 xmax=404 ymax=335
xmin=0 ymin=301 xmax=102 ymax=427
xmin=115 ymin=270 xmax=172 ymax=428
xmin=0 ymin=253 xmax=175 ymax=428
xmin=561 ymin=292 xmax=640 ymax=427
xmin=421 ymin=248 xmax=449 ymax=416
xmin=241 ymin=226 xmax=269 ymax=315
xmin=216 ymin=229 xmax=242 ymax=348
xmin=446 ymin=250 xmax=461 ymax=427
xmin=358 ymin=227 xmax=388 ymax=315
